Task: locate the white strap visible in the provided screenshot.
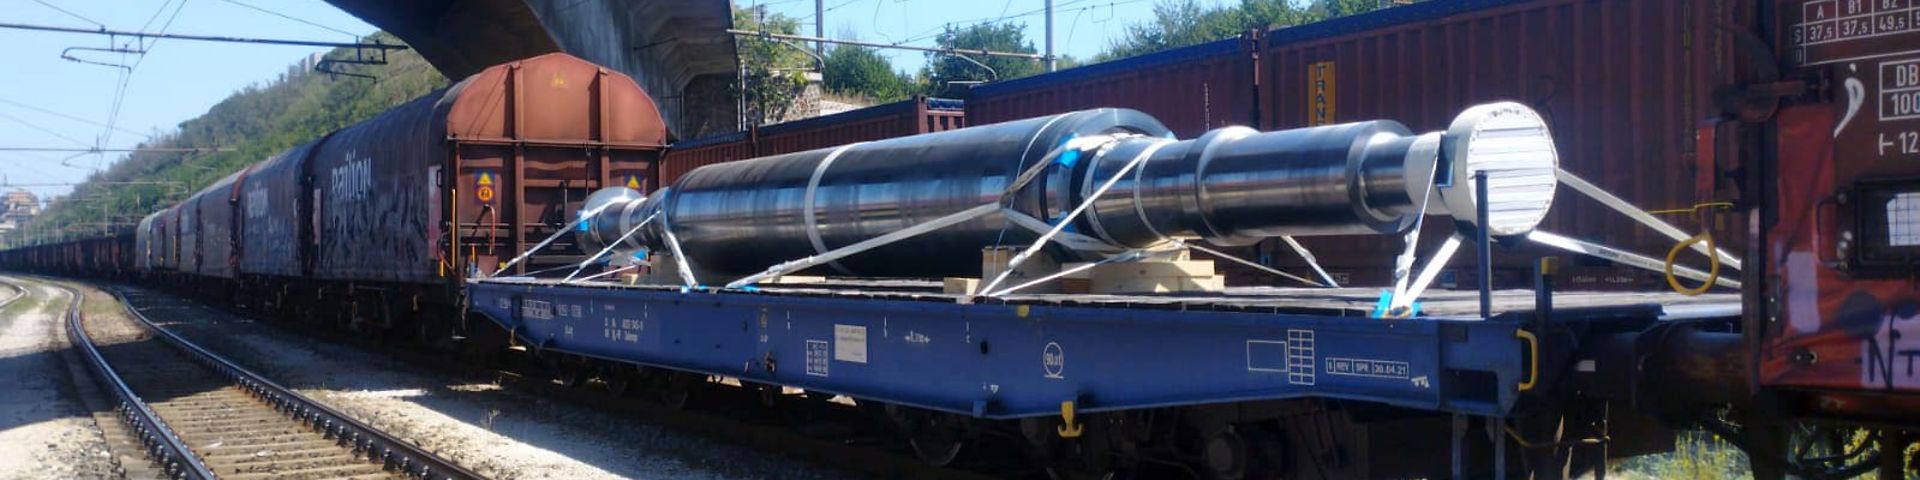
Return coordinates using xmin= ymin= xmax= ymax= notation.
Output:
xmin=1001 ymin=209 xmax=1123 ymax=253
xmin=1390 ymin=141 xmax=1442 ymax=299
xmin=572 ymin=265 xmax=637 ymax=283
xmin=725 ymin=202 xmax=1003 ymax=289
xmin=1179 ymin=239 xmax=1324 ymax=288
xmin=1526 ymin=230 xmax=1740 ymax=289
xmin=657 ymin=213 xmax=700 ymax=288
xmin=1392 ymin=233 xmax=1465 ymax=313
xmin=982 ymin=247 xmax=1177 ymax=297
xmin=977 ymin=139 xmax=1172 ymax=297
xmin=1556 ymin=168 xmax=1742 ymax=270
xmin=562 ymin=210 xmax=659 ymax=282
xmin=493 ymin=203 xmax=612 ymax=276
xmin=1277 ymin=236 xmax=1339 ymax=288
xmin=803 ymin=143 xmax=866 ymax=276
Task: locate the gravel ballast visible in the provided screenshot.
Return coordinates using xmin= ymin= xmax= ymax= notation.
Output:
xmin=113 ymin=286 xmax=848 ymax=480
xmin=0 ymin=278 xmax=115 ymax=479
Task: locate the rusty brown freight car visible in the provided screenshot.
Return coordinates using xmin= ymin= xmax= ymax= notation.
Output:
xmin=237 ymin=143 xmax=316 ymax=279
xmin=1256 ymin=0 xmax=1756 ymax=288
xmin=299 ymin=52 xmax=665 ymax=287
xmin=658 ymin=96 xmax=965 ymax=187
xmin=965 ymin=36 xmax=1260 ymax=138
xmin=958 ymin=0 xmax=1758 ymax=288
xmin=189 ymin=166 xmax=251 ymax=280
xmin=113 ymin=52 xmax=678 ymax=328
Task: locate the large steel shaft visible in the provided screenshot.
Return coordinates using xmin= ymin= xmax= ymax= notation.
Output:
xmin=582 ymin=103 xmax=1558 ymax=280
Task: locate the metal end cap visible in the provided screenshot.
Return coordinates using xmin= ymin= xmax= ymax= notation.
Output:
xmin=1438 ymin=101 xmax=1559 ymax=237
xmin=578 ymin=187 xmax=647 ymax=253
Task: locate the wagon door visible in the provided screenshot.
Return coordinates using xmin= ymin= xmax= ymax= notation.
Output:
xmin=440 ymin=54 xmax=667 ymax=280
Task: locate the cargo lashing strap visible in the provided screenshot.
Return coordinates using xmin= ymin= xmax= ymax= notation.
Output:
xmin=1381 ymin=142 xmax=1443 ymax=317
xmin=1381 ymin=167 xmax=1743 ymax=315
xmin=560 ymin=210 xmax=660 ymax=283
xmin=978 ymin=137 xmax=1331 ymax=298
xmin=976 ymin=138 xmax=1174 ymax=297
xmin=723 ymin=135 xmax=1119 ymax=289
xmin=493 ymin=203 xmax=616 ymax=277
xmin=724 ymin=133 xmax=1330 ymax=294
xmin=657 ymin=213 xmax=701 ymax=289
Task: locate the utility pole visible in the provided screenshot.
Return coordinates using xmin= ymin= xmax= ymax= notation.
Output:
xmin=815 ymin=0 xmax=826 ymax=59
xmin=1045 ymin=0 xmax=1057 ymax=71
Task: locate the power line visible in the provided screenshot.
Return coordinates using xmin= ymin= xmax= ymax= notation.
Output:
xmin=893 ymin=0 xmax=1140 ymax=46
xmin=31 ymin=0 xmax=105 ymax=28
xmin=730 ymin=29 xmax=1045 ymax=59
xmin=216 ymin=0 xmax=361 ymax=39
xmin=100 ymin=0 xmax=191 ymax=157
xmin=0 ymin=112 xmax=96 ymax=148
xmin=823 ymin=0 xmax=862 ymax=13
xmin=0 ymin=146 xmax=233 ymax=153
xmin=135 ymin=0 xmax=181 ymax=42
xmin=0 ymin=157 xmax=75 ymax=184
xmin=0 ymin=22 xmax=411 ymax=50
xmin=0 ymin=98 xmax=151 ymax=139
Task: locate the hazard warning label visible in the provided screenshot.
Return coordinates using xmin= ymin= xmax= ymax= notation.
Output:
xmin=475 ymin=171 xmax=497 ymax=203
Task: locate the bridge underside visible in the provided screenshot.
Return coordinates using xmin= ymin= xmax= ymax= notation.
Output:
xmin=327 ymin=0 xmax=739 ymax=138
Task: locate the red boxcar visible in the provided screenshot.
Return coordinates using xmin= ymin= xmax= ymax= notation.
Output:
xmin=965 ymin=36 xmax=1260 ymax=138
xmin=658 ymin=96 xmax=966 ymax=187
xmin=238 ymin=143 xmax=317 ymax=279
xmin=1759 ymin=0 xmax=1920 ymax=404
xmin=1255 ymin=0 xmax=1754 ymax=288
xmin=297 ymin=52 xmax=665 ymax=284
xmin=189 ymin=166 xmax=251 ymax=279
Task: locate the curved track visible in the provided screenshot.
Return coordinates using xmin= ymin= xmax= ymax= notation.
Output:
xmin=50 ymin=278 xmax=481 ymax=480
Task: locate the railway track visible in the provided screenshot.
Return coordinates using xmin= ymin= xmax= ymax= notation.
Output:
xmin=114 ymin=284 xmax=999 ymax=480
xmin=53 ymin=279 xmax=481 ymax=480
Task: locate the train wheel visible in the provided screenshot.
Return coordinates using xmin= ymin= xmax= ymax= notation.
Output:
xmin=604 ymin=368 xmax=639 ymax=398
xmin=911 ymin=431 xmax=964 ymax=467
xmin=552 ymin=357 xmax=587 ymax=388
xmin=1196 ymin=424 xmax=1287 ymax=480
xmin=659 ymin=372 xmax=702 ymax=410
xmin=889 ymin=405 xmax=967 ymax=467
xmin=756 ymin=383 xmax=780 ymax=407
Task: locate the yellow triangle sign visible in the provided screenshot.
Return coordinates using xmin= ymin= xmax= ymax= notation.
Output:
xmin=478 ymin=172 xmax=494 ymax=186
xmin=625 ymin=175 xmax=640 ymax=189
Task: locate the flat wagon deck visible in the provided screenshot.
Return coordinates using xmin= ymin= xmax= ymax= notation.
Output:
xmin=466 ymin=277 xmax=1739 ymax=422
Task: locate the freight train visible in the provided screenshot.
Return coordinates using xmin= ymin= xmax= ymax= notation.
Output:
xmin=6 ymin=0 xmax=1920 ymax=478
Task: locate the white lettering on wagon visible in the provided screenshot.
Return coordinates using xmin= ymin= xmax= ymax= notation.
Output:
xmin=1043 ymin=342 xmax=1065 ymax=379
xmin=521 ymin=299 xmax=553 ymax=320
xmin=834 ymin=325 xmax=868 ymax=363
xmin=1244 ymin=329 xmax=1316 ymax=386
xmin=805 ymin=340 xmax=830 ymax=377
xmin=1324 ymin=357 xmax=1411 ymax=380
xmin=329 ymin=151 xmax=373 ymax=203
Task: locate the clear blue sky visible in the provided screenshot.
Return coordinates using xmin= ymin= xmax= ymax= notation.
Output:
xmin=1 ymin=0 xmax=1206 ymax=202
xmin=0 ymin=0 xmax=374 ymax=202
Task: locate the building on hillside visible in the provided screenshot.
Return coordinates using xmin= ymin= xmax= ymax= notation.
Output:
xmin=0 ymin=189 xmax=41 ymax=242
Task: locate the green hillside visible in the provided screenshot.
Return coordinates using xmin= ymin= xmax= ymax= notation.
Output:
xmin=12 ymin=31 xmax=446 ymax=246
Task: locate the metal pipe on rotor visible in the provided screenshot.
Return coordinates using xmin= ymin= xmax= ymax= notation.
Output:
xmin=579 ymin=102 xmax=1559 ymax=281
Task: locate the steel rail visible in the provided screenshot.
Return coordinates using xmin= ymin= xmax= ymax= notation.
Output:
xmin=45 ymin=280 xmax=215 ymax=480
xmin=107 ymin=288 xmax=484 ymax=480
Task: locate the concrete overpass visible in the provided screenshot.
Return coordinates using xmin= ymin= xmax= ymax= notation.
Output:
xmin=326 ymin=0 xmax=740 ymax=138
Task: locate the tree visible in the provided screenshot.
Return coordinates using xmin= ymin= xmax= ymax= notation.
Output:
xmin=923 ymin=23 xmax=1044 ymax=97
xmin=1099 ymin=0 xmax=1407 ymax=61
xmin=20 ymin=31 xmax=446 ymax=245
xmin=733 ymin=4 xmax=814 ymax=125
xmin=823 ymin=44 xmax=914 ymax=102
